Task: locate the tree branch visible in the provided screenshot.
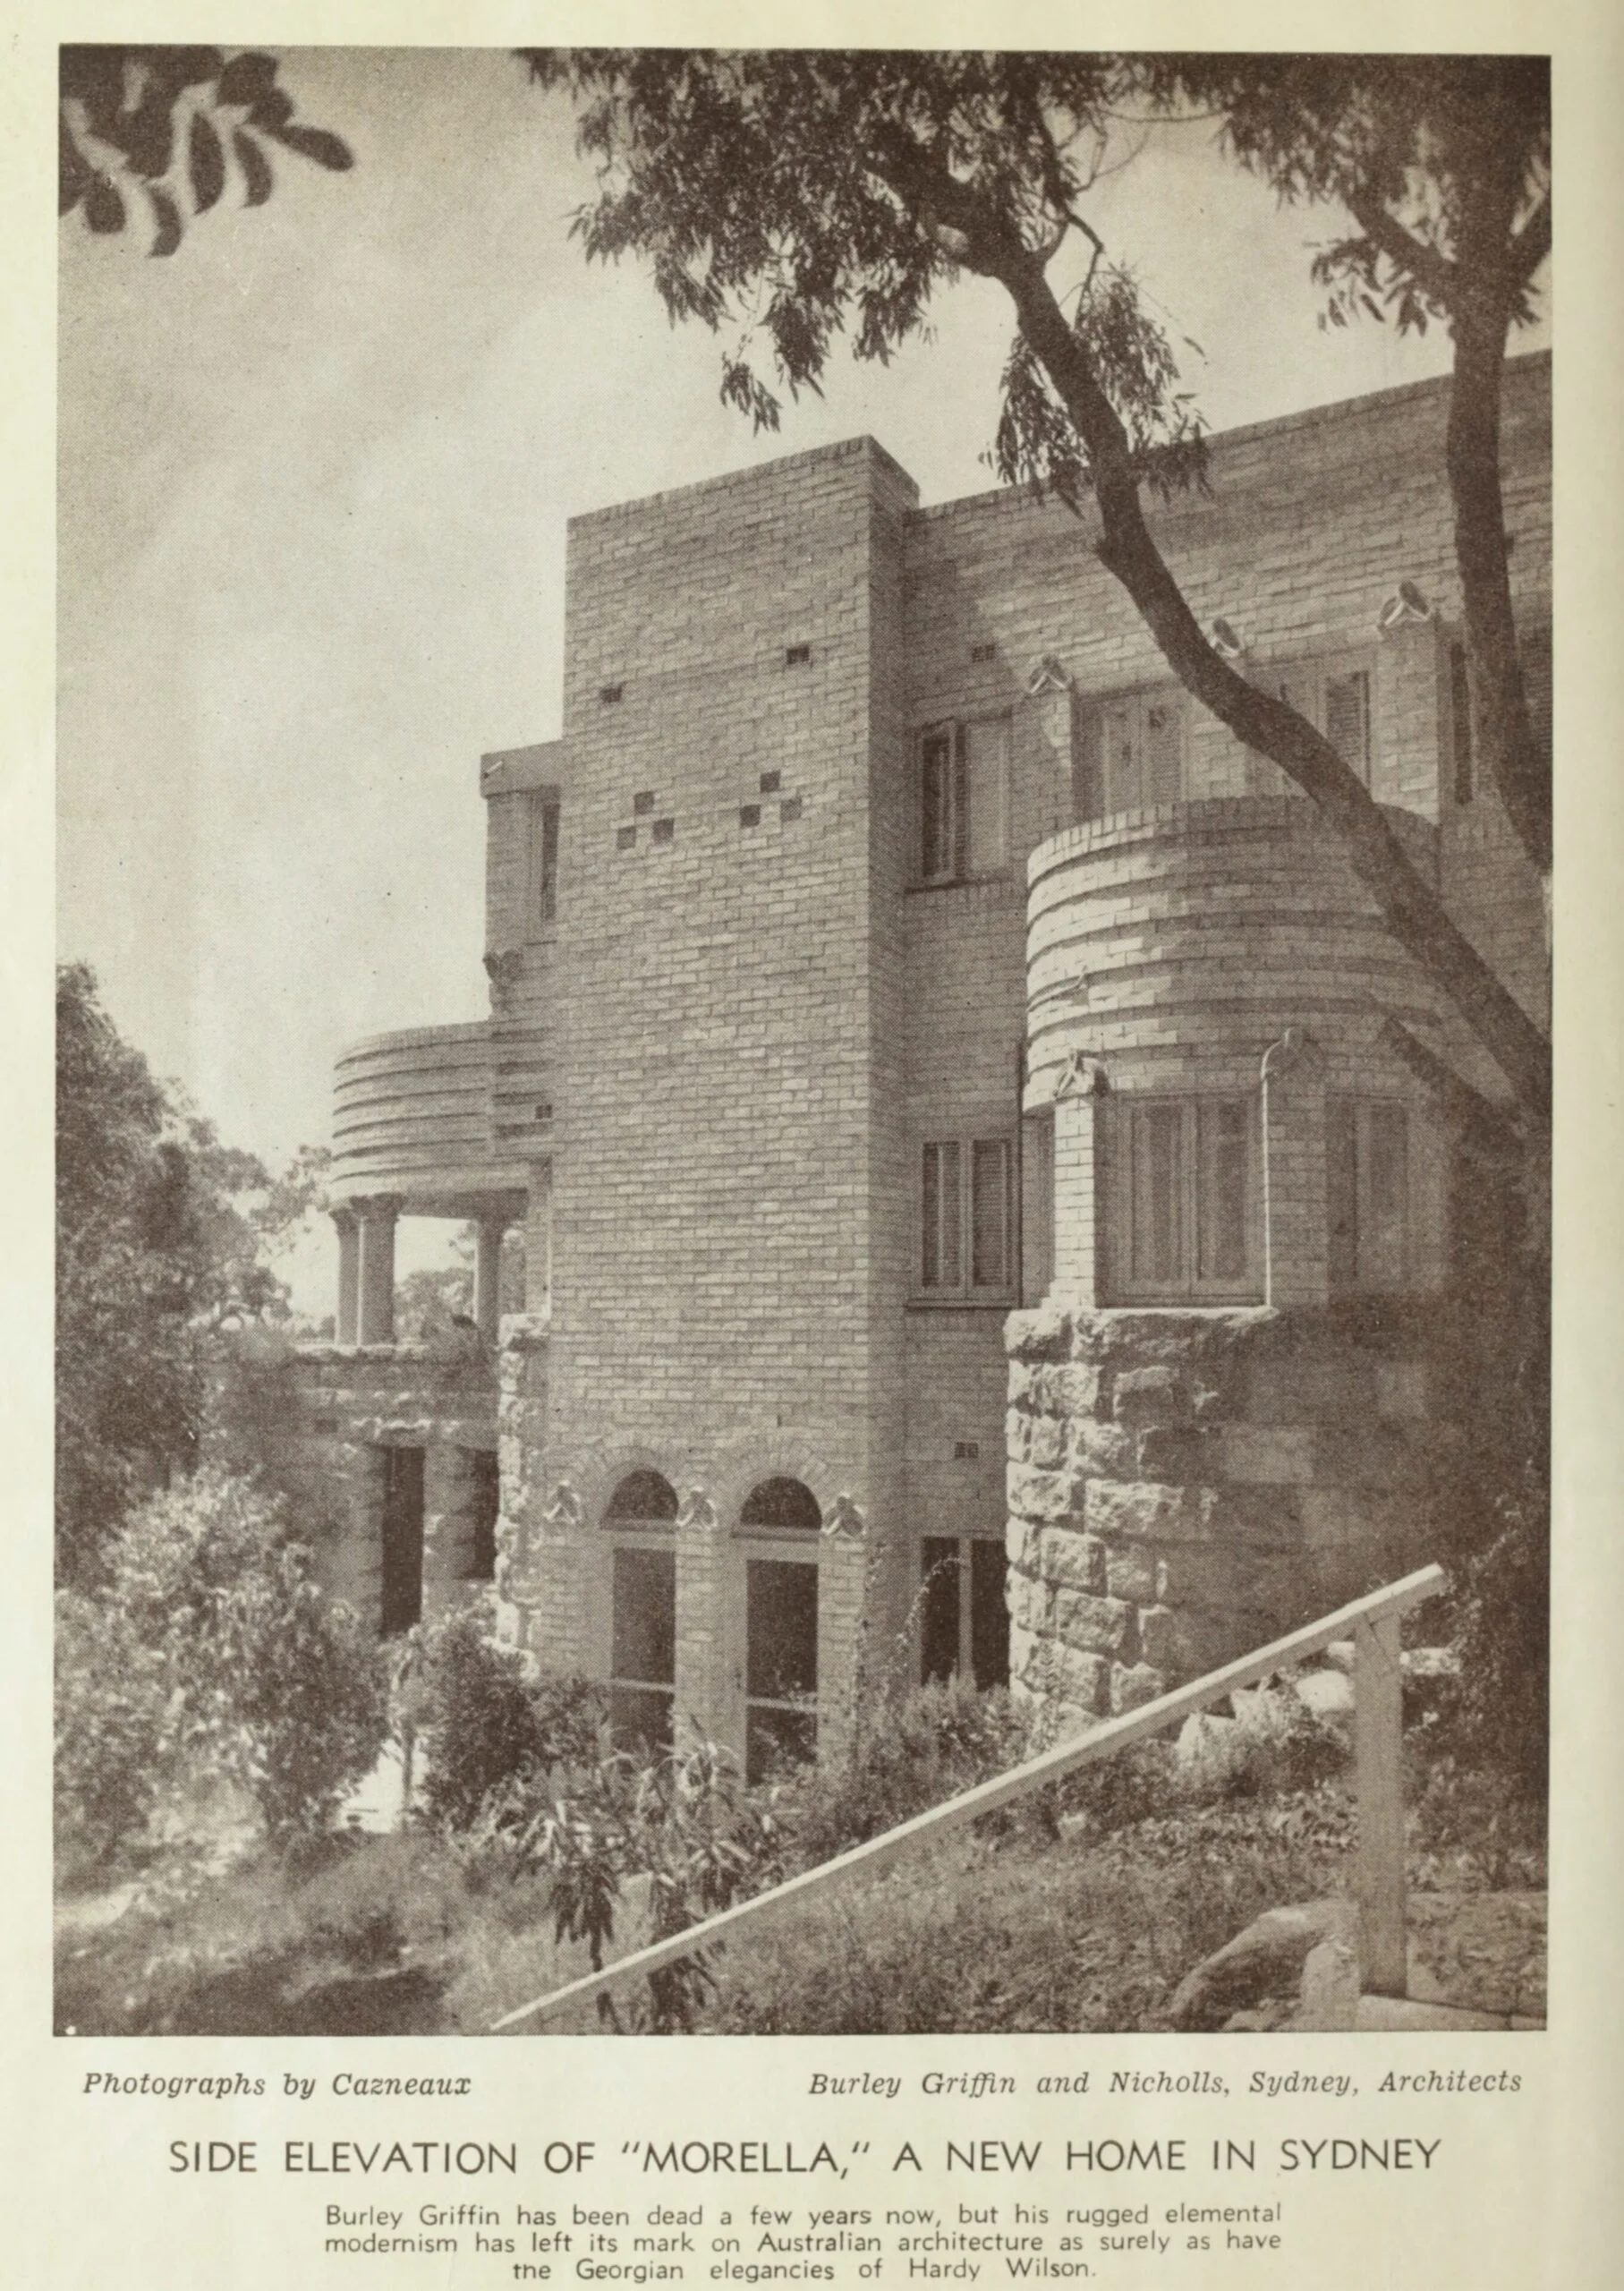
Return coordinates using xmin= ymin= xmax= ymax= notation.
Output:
xmin=1340 ymin=191 xmax=1458 ymax=309
xmin=870 ymin=133 xmax=1550 ymax=1120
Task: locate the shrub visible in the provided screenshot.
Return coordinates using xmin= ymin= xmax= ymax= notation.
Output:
xmin=54 ymin=1469 xmax=388 ymax=1865
xmin=55 ymin=1587 xmax=173 ymax=1874
xmin=776 ymin=1676 xmax=1031 ymax=1869
xmin=416 ymin=1604 xmax=605 ymax=1832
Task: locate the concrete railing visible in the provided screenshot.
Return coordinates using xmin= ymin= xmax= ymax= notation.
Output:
xmin=491 ymin=1562 xmax=1444 ymax=2031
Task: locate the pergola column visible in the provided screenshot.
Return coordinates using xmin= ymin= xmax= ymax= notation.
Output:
xmin=355 ymin=1195 xmax=402 ymax=1344
xmin=472 ymin=1214 xmax=508 ymax=1342
xmin=333 ymin=1208 xmax=360 ymax=1345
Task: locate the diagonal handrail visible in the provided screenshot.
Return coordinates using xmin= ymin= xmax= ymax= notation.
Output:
xmin=491 ymin=1562 xmax=1444 ymax=2031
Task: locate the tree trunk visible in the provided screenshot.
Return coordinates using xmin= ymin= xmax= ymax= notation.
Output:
xmin=991 ymin=238 xmax=1552 ymax=1122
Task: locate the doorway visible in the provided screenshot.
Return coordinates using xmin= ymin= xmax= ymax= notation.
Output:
xmin=379 ymin=1445 xmax=425 ymax=1635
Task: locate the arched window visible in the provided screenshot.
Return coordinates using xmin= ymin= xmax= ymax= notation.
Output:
xmin=602 ymin=1470 xmax=677 ymax=1751
xmin=736 ymin=1478 xmax=821 ymax=1783
xmin=737 ymin=1476 xmax=821 ymax=1534
xmin=604 ymin=1469 xmax=678 ymax=1527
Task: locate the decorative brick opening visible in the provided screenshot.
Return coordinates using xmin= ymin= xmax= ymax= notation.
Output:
xmin=599 ymin=683 xmax=624 ymax=705
xmin=739 ymin=804 xmax=761 ymax=828
xmin=616 ymin=825 xmax=636 ymax=850
xmin=784 ymin=643 xmax=812 ymax=667
xmin=632 ymin=789 xmax=654 ymax=815
xmin=759 ymin=771 xmax=781 ymax=795
xmin=780 ymin=796 xmax=803 ymax=823
xmin=652 ymin=817 xmax=676 ymax=844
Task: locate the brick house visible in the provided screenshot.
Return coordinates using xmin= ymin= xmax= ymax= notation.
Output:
xmin=239 ymin=353 xmax=1550 ymax=1773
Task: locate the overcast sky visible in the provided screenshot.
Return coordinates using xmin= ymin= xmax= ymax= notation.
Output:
xmin=59 ymin=47 xmax=1527 ymax=1296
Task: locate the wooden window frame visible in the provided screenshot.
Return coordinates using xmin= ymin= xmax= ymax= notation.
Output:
xmin=527 ymin=791 xmax=560 ymax=933
xmin=918 ymin=1133 xmax=1016 ymax=1302
xmin=1267 ymin=652 xmax=1375 ymax=787
xmin=1107 ymin=1095 xmax=1263 ymax=1305
xmin=1071 ymin=682 xmax=1189 ymax=822
xmin=1327 ymin=1099 xmax=1413 ymax=1296
xmin=917 ymin=717 xmax=1011 ymax=886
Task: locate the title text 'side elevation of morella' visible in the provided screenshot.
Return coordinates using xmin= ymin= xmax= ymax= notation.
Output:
xmin=222 ymin=353 xmax=1550 ymax=1779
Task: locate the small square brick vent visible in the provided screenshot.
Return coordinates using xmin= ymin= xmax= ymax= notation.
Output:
xmin=785 ymin=643 xmax=812 ymax=667
xmin=760 ymin=770 xmax=781 ymax=795
xmin=970 ymin=642 xmax=998 ymax=663
xmin=652 ymin=816 xmax=676 ymax=844
xmin=954 ymin=1440 xmax=981 ymax=1461
xmin=633 ymin=789 xmax=655 ymax=815
xmin=739 ymin=804 xmax=761 ymax=828
xmin=616 ymin=825 xmax=636 ymax=850
xmin=780 ymin=796 xmax=803 ymax=823
xmin=599 ymin=682 xmax=624 ymax=704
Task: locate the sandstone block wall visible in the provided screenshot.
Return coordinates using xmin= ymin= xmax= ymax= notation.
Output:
xmin=213 ymin=1336 xmax=497 ymax=1632
xmin=1004 ymin=1302 xmax=1454 ymax=1728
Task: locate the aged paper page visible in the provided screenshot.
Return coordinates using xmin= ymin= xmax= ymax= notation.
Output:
xmin=5 ymin=4 xmax=1621 ymax=2287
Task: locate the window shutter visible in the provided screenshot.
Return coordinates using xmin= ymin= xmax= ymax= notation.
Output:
xmin=1071 ymin=700 xmax=1103 ymax=822
xmin=965 ymin=719 xmax=1009 ymax=873
xmin=971 ymin=1138 xmax=1011 ymax=1288
xmin=1101 ymin=703 xmax=1137 ymax=814
xmin=1129 ymin=1104 xmax=1184 ymax=1289
xmin=1450 ymin=642 xmax=1474 ymax=805
xmin=1196 ymin=1101 xmax=1250 ymax=1282
xmin=1326 ymin=1099 xmax=1358 ymax=1295
xmin=951 ymin=725 xmax=970 ymax=878
xmin=1359 ymin=1105 xmax=1408 ymax=1290
xmin=1324 ymin=669 xmax=1371 ymax=783
xmin=1143 ymin=696 xmax=1184 ymax=807
xmin=921 ymin=728 xmax=953 ymax=879
xmin=1518 ymin=623 xmax=1552 ymax=776
xmin=923 ymin=1142 xmax=962 ymax=1289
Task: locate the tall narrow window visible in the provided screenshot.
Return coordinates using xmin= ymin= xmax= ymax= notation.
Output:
xmin=379 ymin=1446 xmax=425 ymax=1635
xmin=1271 ymin=656 xmax=1373 ymax=786
xmin=1327 ymin=1102 xmax=1411 ymax=1294
xmin=465 ymin=1449 xmax=499 ymax=1581
xmin=920 ymin=1537 xmax=1011 ymax=1691
xmin=603 ymin=1470 xmax=678 ymax=1750
xmin=1072 ymin=685 xmax=1186 ymax=821
xmin=1449 ymin=640 xmax=1474 ymax=805
xmin=920 ymin=1136 xmax=1015 ymax=1297
xmin=1114 ymin=1099 xmax=1259 ymax=1302
xmin=530 ymin=793 xmax=560 ymax=927
xmin=918 ymin=720 xmax=1009 ymax=882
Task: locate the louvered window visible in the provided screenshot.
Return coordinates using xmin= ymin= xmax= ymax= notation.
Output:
xmin=921 ymin=1136 xmax=1015 ymax=1297
xmin=1110 ymin=1099 xmax=1260 ymax=1303
xmin=919 ymin=719 xmax=1010 ymax=882
xmin=1271 ymin=655 xmax=1373 ymax=786
xmin=1327 ymin=1102 xmax=1411 ymax=1294
xmin=1072 ymin=686 xmax=1186 ymax=820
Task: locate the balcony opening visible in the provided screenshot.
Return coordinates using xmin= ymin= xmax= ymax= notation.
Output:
xmin=379 ymin=1446 xmax=425 ymax=1635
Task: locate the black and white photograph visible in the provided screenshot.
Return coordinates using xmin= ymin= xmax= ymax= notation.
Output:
xmin=51 ymin=40 xmax=1560 ymax=2054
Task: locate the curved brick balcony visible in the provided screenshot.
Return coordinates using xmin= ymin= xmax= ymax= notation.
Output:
xmin=331 ymin=1023 xmax=531 ymax=1219
xmin=1024 ymin=795 xmax=1446 ymax=1106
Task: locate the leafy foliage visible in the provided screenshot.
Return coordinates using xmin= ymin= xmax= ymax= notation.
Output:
xmin=522 ymin=51 xmax=1200 ymax=492
xmin=60 ymin=46 xmax=352 ymax=257
xmin=522 ymin=52 xmax=1551 ymax=1121
xmin=55 ymin=1469 xmax=388 ymax=1869
xmin=56 ymin=966 xmax=272 ymax=1585
xmin=415 ymin=1605 xmax=605 ymax=1834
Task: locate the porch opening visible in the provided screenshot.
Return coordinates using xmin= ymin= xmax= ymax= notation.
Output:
xmin=379 ymin=1445 xmax=425 ymax=1635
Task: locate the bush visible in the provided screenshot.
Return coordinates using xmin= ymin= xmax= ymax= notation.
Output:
xmin=55 ymin=1587 xmax=173 ymax=1874
xmin=54 ymin=1469 xmax=389 ymax=1866
xmin=776 ymin=1676 xmax=1032 ymax=1869
xmin=415 ymin=1604 xmax=605 ymax=1832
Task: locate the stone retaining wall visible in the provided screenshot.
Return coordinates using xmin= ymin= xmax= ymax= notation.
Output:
xmin=1005 ymin=1300 xmax=1456 ymax=1729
